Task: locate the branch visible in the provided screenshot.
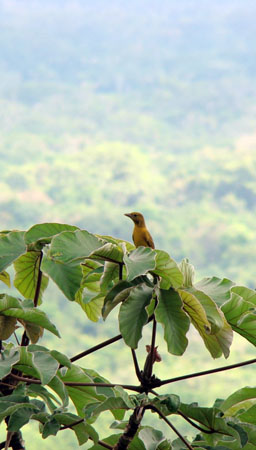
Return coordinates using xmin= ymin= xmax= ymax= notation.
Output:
xmin=131 ymin=349 xmax=141 ymax=381
xmin=34 ymin=250 xmax=43 ymax=307
xmin=146 ymin=405 xmax=193 ymax=450
xmin=147 ymin=316 xmax=157 ymax=379
xmin=10 ymin=373 xmax=143 ymax=393
xmin=113 ymin=406 xmax=145 ymax=450
xmin=70 ymin=334 xmax=123 ymax=363
xmin=159 ymin=358 xmax=256 ymax=387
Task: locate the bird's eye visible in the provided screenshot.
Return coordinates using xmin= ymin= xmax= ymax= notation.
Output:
xmin=134 ymin=214 xmax=137 ymax=217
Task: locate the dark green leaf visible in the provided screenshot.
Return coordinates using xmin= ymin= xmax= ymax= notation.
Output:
xmin=0 ymin=349 xmax=20 ymax=379
xmin=25 ymin=223 xmax=79 ymax=245
xmin=152 ymin=250 xmax=183 ymax=289
xmin=155 ymin=288 xmax=190 ymax=355
xmin=42 ymin=417 xmax=60 ymax=438
xmin=0 ymin=231 xmax=26 ymax=272
xmin=32 ymin=351 xmax=59 ymax=385
xmin=42 ymin=256 xmax=82 ymax=301
xmin=124 ymin=247 xmax=156 ymax=281
xmin=195 ymin=277 xmax=234 ymax=307
xmin=50 ymin=230 xmax=106 ymax=266
xmin=119 ymin=285 xmax=153 ymax=348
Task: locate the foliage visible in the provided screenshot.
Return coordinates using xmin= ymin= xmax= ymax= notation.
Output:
xmin=0 ymin=223 xmax=255 ymax=449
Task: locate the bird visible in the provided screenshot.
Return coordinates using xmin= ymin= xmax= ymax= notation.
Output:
xmin=124 ymin=212 xmax=155 ymax=249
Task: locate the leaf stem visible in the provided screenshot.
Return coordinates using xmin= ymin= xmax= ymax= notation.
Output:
xmin=148 ymin=315 xmax=157 ymax=379
xmin=34 ymin=250 xmax=43 ymax=307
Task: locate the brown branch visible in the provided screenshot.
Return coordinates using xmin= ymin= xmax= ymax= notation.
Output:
xmin=10 ymin=373 xmax=143 ymax=393
xmin=159 ymin=358 xmax=256 ymax=387
xmin=34 ymin=251 xmax=43 ymax=307
xmin=70 ymin=334 xmax=123 ymax=363
xmin=146 ymin=405 xmax=193 ymax=450
xmin=131 ymin=349 xmax=141 ymax=381
xmin=113 ymin=406 xmax=145 ymax=450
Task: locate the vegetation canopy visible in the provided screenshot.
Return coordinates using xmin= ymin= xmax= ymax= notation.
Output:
xmin=0 ymin=223 xmax=256 ymax=449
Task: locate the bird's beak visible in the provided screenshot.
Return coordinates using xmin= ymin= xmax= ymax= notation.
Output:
xmin=124 ymin=213 xmax=132 ymax=218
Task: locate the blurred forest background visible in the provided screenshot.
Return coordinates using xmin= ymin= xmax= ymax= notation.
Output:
xmin=1 ymin=0 xmax=256 ymax=448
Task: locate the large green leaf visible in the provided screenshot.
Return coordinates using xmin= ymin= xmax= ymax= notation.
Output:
xmin=221 ymin=292 xmax=256 ymax=345
xmin=0 ymin=348 xmax=20 ymax=379
xmin=0 ymin=315 xmax=17 ymax=340
xmin=123 ymin=247 xmax=156 ymax=282
xmin=14 ymin=251 xmax=49 ymax=302
xmin=179 ymin=288 xmax=233 ymax=358
xmin=89 ymin=242 xmax=124 ymax=263
xmin=119 ymin=285 xmax=153 ymax=348
xmin=25 ymin=222 xmax=79 ymax=245
xmin=100 ymin=261 xmax=120 ymax=291
xmin=0 ymin=295 xmax=60 ymax=338
xmin=195 ymin=277 xmax=234 ymax=307
xmin=42 ymin=256 xmax=82 ymax=301
xmin=152 ymin=250 xmax=183 ymax=289
xmin=60 ymin=365 xmax=107 ymax=416
xmin=75 ymin=291 xmax=104 ymax=322
xmin=49 ymin=230 xmax=106 ymax=266
xmin=0 ymin=231 xmax=26 ymax=272
xmin=231 ymin=286 xmax=256 ymax=306
xmin=186 ymin=286 xmax=225 ymax=333
xmin=32 ymin=351 xmax=59 ymax=385
xmin=220 ymin=387 xmax=256 ymax=416
xmin=155 ymin=288 xmax=190 ymax=355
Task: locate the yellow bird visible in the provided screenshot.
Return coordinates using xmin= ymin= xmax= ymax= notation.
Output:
xmin=124 ymin=212 xmax=155 ymax=249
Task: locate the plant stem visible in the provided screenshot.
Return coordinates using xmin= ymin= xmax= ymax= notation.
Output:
xmin=147 ymin=315 xmax=157 ymax=379
xmin=146 ymin=405 xmax=193 ymax=450
xmin=159 ymin=358 xmax=256 ymax=386
xmin=70 ymin=334 xmax=123 ymax=363
xmin=131 ymin=349 xmax=141 ymax=381
xmin=34 ymin=250 xmax=43 ymax=307
xmin=10 ymin=373 xmax=143 ymax=393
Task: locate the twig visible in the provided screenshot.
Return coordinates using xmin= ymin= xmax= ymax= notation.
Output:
xmin=70 ymin=334 xmax=123 ymax=363
xmin=34 ymin=251 xmax=43 ymax=307
xmin=131 ymin=349 xmax=141 ymax=381
xmin=146 ymin=405 xmax=193 ymax=450
xmin=147 ymin=316 xmax=157 ymax=379
xmin=159 ymin=358 xmax=256 ymax=387
xmin=10 ymin=373 xmax=143 ymax=393
xmin=178 ymin=410 xmax=215 ymax=434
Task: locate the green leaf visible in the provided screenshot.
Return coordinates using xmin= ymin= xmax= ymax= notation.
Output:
xmin=155 ymin=288 xmax=190 ymax=355
xmin=76 ymin=292 xmax=104 ymax=322
xmin=237 ymin=404 xmax=256 ymax=424
xmin=151 ymin=394 xmax=180 ymax=415
xmin=119 ymin=285 xmax=153 ymax=348
xmin=14 ymin=251 xmax=49 ymax=302
xmin=195 ymin=277 xmax=234 ymax=307
xmin=50 ymin=230 xmax=106 ymax=266
xmin=124 ymin=247 xmax=156 ymax=281
xmin=50 ymin=350 xmax=71 ymax=369
xmin=89 ymin=242 xmax=124 ymax=263
xmin=0 ymin=231 xmax=26 ymax=272
xmin=179 ymin=288 xmax=233 ymax=359
xmin=85 ymin=390 xmax=135 ymax=420
xmin=0 ymin=270 xmax=11 ymax=287
xmin=102 ymin=279 xmax=143 ymax=320
xmin=231 ymin=286 xmax=256 ymax=306
xmin=186 ymin=286 xmax=225 ymax=333
xmin=139 ymin=427 xmax=166 ymax=450
xmin=42 ymin=417 xmax=60 ymax=438
xmin=32 ymin=351 xmax=59 ymax=385
xmin=100 ymin=261 xmax=120 ymax=291
xmin=221 ymin=292 xmax=256 ymax=345
xmin=42 ymin=256 xmax=82 ymax=301
xmin=25 ymin=223 xmax=79 ymax=245
xmin=152 ymin=250 xmax=183 ymax=289
xmin=8 ymin=406 xmax=40 ymax=431
xmin=88 ymin=434 xmax=122 ymax=450
xmin=1 ymin=296 xmax=60 ymax=338
xmin=220 ymin=387 xmax=256 ymax=415
xmin=0 ymin=315 xmax=17 ymax=340
xmin=60 ymin=365 xmax=106 ymax=416
xmin=0 ymin=349 xmax=20 ymax=379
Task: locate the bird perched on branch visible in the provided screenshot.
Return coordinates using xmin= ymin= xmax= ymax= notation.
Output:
xmin=124 ymin=212 xmax=155 ymax=249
